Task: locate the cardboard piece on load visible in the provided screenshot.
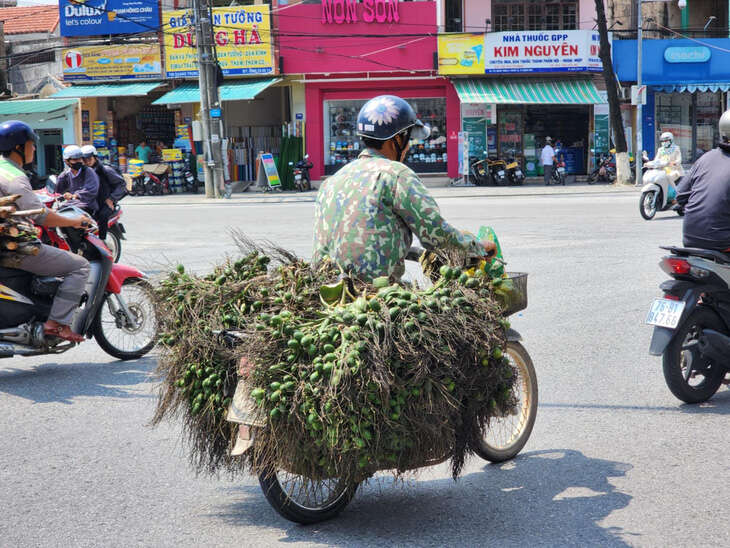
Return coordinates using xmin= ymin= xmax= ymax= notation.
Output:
xmin=226 ymin=379 xmax=266 ymax=427
xmin=230 ymin=425 xmax=254 ymax=456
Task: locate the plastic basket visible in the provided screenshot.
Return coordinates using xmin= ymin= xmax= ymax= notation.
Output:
xmin=497 ymin=272 xmax=528 ymax=316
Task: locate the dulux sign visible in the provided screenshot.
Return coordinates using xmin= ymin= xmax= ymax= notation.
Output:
xmin=60 ymin=0 xmax=160 ymax=37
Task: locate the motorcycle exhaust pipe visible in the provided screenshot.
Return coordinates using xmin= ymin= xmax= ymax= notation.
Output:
xmin=0 ymin=342 xmax=47 ymax=357
xmin=698 ymin=329 xmax=730 ymax=366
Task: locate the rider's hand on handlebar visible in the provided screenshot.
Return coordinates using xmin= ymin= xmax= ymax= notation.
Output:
xmin=70 ymin=215 xmax=92 ymax=229
xmin=481 ymin=241 xmax=497 ymax=258
xmin=63 ymin=192 xmax=74 ymax=200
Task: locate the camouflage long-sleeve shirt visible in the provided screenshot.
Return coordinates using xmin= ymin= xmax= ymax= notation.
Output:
xmin=313 ymin=148 xmax=483 ymax=281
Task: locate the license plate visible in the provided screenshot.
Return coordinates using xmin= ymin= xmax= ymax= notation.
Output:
xmin=646 ymin=298 xmax=686 ymax=328
xmin=557 ymin=167 xmax=566 ymax=173
xmin=498 ymin=170 xmax=505 ymax=176
xmin=515 ymin=170 xmax=523 ymax=177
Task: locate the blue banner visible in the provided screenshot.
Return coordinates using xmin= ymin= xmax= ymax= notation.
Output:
xmin=60 ymin=0 xmax=160 ymax=37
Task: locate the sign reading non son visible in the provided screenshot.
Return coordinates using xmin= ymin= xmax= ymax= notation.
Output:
xmin=321 ymin=0 xmax=400 ymax=24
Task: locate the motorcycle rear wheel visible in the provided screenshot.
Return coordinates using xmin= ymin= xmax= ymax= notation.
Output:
xmin=476 ymin=341 xmax=538 ymax=462
xmin=663 ymin=307 xmax=727 ymax=404
xmin=92 ymin=278 xmax=158 ymax=360
xmin=259 ymin=468 xmax=358 ymax=524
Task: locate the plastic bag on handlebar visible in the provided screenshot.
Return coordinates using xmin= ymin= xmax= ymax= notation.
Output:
xmin=477 ymin=226 xmax=504 ymax=278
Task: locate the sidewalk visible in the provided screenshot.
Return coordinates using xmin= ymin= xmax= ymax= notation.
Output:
xmin=126 ymin=179 xmax=638 ymax=206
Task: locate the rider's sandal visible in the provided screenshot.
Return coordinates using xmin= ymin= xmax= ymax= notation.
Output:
xmin=44 ymin=325 xmax=84 ymax=343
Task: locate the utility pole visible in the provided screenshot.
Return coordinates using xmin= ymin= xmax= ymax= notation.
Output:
xmin=594 ymin=0 xmax=630 ymax=184
xmin=193 ymin=0 xmax=225 ymax=198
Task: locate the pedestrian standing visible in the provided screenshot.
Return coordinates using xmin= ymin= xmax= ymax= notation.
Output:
xmin=541 ymin=137 xmax=556 ymax=186
xmin=135 ymin=140 xmax=153 ymax=164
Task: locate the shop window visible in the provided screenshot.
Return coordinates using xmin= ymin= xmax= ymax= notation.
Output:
xmin=324 ymin=97 xmax=447 ymax=175
xmin=493 ymin=0 xmax=579 ymax=32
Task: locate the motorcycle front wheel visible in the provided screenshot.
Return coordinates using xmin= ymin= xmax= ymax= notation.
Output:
xmin=92 ymin=278 xmax=158 ymax=360
xmin=476 ymin=341 xmax=538 ymax=463
xmin=259 ymin=468 xmax=358 ymax=524
xmin=663 ymin=307 xmax=727 ymax=404
xmin=105 ymin=229 xmax=122 ymax=263
xmin=640 ymin=190 xmax=659 ymax=220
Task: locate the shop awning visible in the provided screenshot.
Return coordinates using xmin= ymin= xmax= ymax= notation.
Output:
xmin=453 ymin=78 xmax=605 ymax=105
xmin=0 ymin=98 xmax=77 ymax=115
xmin=50 ymin=82 xmax=164 ymax=98
xmin=152 ymin=78 xmax=281 ymax=105
xmin=652 ymin=82 xmax=730 ymax=93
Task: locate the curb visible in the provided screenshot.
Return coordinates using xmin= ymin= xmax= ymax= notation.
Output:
xmin=124 ymin=183 xmax=638 ymax=207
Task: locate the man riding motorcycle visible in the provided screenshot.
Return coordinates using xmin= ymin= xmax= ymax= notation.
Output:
xmin=676 ymin=110 xmax=730 ymax=251
xmin=0 ymin=120 xmax=90 ymax=342
xmin=81 ymin=145 xmax=126 ymax=240
xmin=56 ymin=145 xmax=99 ymax=216
xmin=312 ymin=95 xmax=495 ymax=281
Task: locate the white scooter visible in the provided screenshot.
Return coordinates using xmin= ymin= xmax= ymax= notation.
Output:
xmin=639 ymin=152 xmax=684 ymax=220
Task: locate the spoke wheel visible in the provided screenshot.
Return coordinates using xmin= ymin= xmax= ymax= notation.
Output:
xmin=104 ymin=229 xmax=121 ymax=263
xmin=259 ymin=468 xmax=357 ymax=524
xmin=476 ymin=341 xmax=538 ymax=463
xmin=662 ymin=307 xmax=726 ymax=403
xmin=640 ymin=190 xmax=659 ymax=220
xmin=92 ymin=278 xmax=158 ymax=360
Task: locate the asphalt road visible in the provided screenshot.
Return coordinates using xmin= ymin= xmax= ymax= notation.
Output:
xmin=1 ymin=190 xmax=728 ymax=547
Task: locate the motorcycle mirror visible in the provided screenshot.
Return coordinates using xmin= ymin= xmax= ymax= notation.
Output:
xmin=304 ymin=154 xmax=310 ymax=159
xmin=46 ymin=175 xmax=57 ymax=192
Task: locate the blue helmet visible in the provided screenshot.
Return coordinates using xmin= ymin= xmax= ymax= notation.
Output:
xmin=356 ymin=95 xmax=430 ymax=141
xmin=0 ymin=120 xmax=37 ymax=155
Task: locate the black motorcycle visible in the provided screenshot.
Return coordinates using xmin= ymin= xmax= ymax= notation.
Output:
xmin=647 ymin=246 xmax=730 ymax=403
xmin=293 ymin=155 xmax=313 ymax=192
xmin=469 ymin=157 xmax=491 ymax=186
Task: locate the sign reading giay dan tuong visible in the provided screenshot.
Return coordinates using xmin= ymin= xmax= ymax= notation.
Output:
xmin=163 ymin=6 xmax=274 ymax=78
xmin=438 ymin=30 xmax=604 ymax=75
xmin=62 ymin=44 xmax=162 ymax=81
xmin=59 ymin=0 xmax=160 ymax=37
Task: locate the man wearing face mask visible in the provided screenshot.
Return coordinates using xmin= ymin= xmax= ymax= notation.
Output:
xmin=56 ymin=145 xmax=99 ymax=216
xmin=313 ymin=95 xmax=495 ymax=281
xmin=81 ymin=145 xmax=126 ymax=240
xmin=653 ymin=131 xmax=684 ymax=184
xmin=0 ymin=121 xmax=91 ymax=343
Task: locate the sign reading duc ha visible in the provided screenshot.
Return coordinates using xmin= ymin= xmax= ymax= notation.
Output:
xmin=163 ymin=6 xmax=274 ymax=78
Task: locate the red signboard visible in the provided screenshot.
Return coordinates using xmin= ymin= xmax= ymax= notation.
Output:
xmin=321 ymin=0 xmax=400 ymax=24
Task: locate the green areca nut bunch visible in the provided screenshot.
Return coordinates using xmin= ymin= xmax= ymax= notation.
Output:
xmin=153 ymin=239 xmax=517 ymax=482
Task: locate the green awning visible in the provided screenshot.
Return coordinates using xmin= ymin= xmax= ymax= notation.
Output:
xmin=50 ymin=82 xmax=163 ymax=98
xmin=0 ymin=98 xmax=78 ymax=115
xmin=453 ymin=78 xmax=605 ymax=105
xmin=152 ymin=78 xmax=281 ymax=105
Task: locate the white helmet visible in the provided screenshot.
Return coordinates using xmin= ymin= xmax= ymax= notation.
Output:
xmin=80 ymin=144 xmax=97 ymax=158
xmin=62 ymin=145 xmax=82 ymax=160
xmin=719 ymin=110 xmax=730 ymax=142
xmin=660 ymin=132 xmax=674 ymax=146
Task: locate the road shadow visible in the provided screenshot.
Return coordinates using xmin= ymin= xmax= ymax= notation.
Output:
xmin=0 ymin=355 xmax=157 ymax=404
xmin=542 ymin=390 xmax=730 ymax=415
xmin=213 ymin=449 xmax=634 ymax=547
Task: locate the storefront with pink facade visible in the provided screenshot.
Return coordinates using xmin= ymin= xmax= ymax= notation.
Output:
xmin=277 ymin=0 xmax=461 ymax=179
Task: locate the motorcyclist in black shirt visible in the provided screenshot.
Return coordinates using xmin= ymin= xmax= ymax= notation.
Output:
xmin=81 ymin=145 xmax=126 ymax=240
xmin=676 ymin=110 xmax=730 ymax=252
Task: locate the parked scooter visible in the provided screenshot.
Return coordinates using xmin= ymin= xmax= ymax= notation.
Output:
xmin=505 ymin=157 xmax=525 ymax=185
xmin=487 ymin=157 xmax=509 ymax=186
xmin=292 ymin=155 xmax=313 ymax=192
xmin=143 ymin=164 xmax=171 ymax=196
xmin=549 ymin=158 xmax=567 ymax=185
xmin=0 ymin=208 xmax=157 ymax=361
xmin=639 ymin=151 xmax=683 ymax=220
xmin=469 ymin=153 xmax=491 ymax=186
xmin=647 ymin=246 xmax=730 ymax=403
xmin=589 ymin=151 xmax=616 ymax=184
xmin=182 ymin=152 xmax=198 ymax=193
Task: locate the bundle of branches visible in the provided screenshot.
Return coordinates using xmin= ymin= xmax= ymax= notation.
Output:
xmin=153 ymin=237 xmax=516 ymax=483
xmin=0 ymin=194 xmax=41 ymax=258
